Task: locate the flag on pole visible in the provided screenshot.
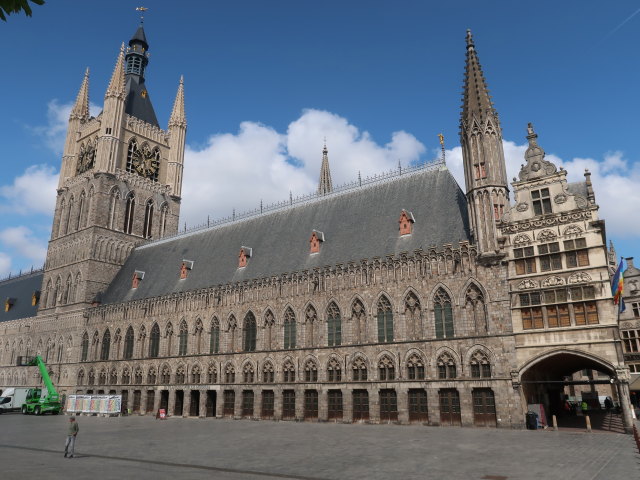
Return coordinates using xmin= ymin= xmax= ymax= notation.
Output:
xmin=611 ymin=258 xmax=626 ymax=313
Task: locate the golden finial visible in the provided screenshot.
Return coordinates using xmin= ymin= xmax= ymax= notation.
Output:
xmin=438 ymin=133 xmax=446 ymax=164
xmin=136 ymin=6 xmax=148 ymax=22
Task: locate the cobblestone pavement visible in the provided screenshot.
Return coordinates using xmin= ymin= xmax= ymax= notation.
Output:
xmin=0 ymin=413 xmax=638 ymax=480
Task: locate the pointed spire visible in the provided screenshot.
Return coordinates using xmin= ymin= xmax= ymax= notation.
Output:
xmin=461 ymin=29 xmax=497 ymax=127
xmin=168 ymin=75 xmax=187 ymax=128
xmin=105 ymin=44 xmax=126 ymax=99
xmin=69 ymin=68 xmax=90 ymax=121
xmin=318 ymin=140 xmax=333 ymax=195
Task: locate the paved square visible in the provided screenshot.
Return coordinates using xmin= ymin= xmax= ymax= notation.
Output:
xmin=0 ymin=414 xmax=638 ymax=480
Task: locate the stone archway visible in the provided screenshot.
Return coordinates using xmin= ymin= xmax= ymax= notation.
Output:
xmin=516 ymin=349 xmax=632 ymax=433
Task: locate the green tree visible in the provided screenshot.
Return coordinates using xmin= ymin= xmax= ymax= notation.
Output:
xmin=0 ymin=0 xmax=45 ymax=21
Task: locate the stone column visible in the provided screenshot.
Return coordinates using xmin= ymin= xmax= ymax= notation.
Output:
xmin=368 ymin=385 xmax=378 ymax=423
xmin=343 ymin=387 xmax=353 ymax=423
xmin=616 ymin=378 xmax=634 ymax=433
xmin=295 ymin=387 xmax=304 ymax=420
xmin=318 ymin=386 xmax=328 ymax=421
xmin=153 ymin=388 xmax=161 ymax=416
xmin=215 ymin=389 xmax=224 ymax=418
xmin=199 ymin=388 xmax=207 ymax=418
xmin=427 ymin=385 xmax=440 ymax=426
xmin=234 ymin=387 xmax=241 ymax=419
xmin=397 ymin=387 xmax=409 ymax=424
xmin=274 ymin=386 xmax=282 ymax=420
xmin=167 ymin=387 xmax=175 ymax=417
xmin=460 ymin=384 xmax=473 ymax=427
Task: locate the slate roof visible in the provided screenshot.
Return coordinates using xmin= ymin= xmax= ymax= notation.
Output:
xmin=0 ymin=271 xmax=43 ymax=322
xmin=124 ymin=76 xmax=159 ymax=128
xmin=101 ymin=166 xmax=470 ymax=304
xmin=566 ymin=181 xmax=588 ymax=198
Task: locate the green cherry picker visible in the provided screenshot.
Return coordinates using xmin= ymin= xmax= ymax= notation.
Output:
xmin=18 ymin=355 xmax=62 ymax=415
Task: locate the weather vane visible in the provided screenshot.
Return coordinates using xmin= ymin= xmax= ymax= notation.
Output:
xmin=136 ymin=6 xmax=148 ymax=23
xmin=438 ymin=133 xmax=446 ymax=164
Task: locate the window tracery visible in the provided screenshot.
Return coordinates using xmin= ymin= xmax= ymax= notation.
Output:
xmin=378 ymin=355 xmax=395 ymax=381
xmin=434 ymin=288 xmax=454 ymax=339
xmin=437 ymin=353 xmax=457 ymax=379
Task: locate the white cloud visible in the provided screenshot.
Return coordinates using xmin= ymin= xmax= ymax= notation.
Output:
xmin=30 ymin=100 xmax=101 ymax=155
xmin=0 ymin=253 xmax=11 ymax=278
xmin=445 ymin=141 xmax=640 ymax=239
xmin=0 ymin=226 xmax=48 ymax=265
xmin=0 ymin=164 xmax=59 ymax=216
xmin=181 ymin=109 xmax=426 ymax=227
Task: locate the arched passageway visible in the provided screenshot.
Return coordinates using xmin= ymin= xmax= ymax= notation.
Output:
xmin=518 ymin=350 xmax=632 ymax=433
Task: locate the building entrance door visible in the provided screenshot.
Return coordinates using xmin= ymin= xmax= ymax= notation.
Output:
xmin=472 ymin=388 xmax=497 ymax=427
xmin=190 ymin=390 xmax=200 ymax=416
xmin=205 ymin=390 xmax=216 ymax=417
xmin=439 ymin=389 xmax=461 ymax=426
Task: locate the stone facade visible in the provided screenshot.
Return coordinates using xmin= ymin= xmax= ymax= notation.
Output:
xmin=0 ymin=27 xmax=633 ymax=431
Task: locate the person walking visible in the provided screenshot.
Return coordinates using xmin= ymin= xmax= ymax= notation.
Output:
xmin=64 ymin=416 xmax=79 ymax=458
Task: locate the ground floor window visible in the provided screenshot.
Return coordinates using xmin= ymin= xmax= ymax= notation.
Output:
xmin=439 ymin=388 xmax=461 ymax=426
xmin=242 ymin=390 xmax=254 ymax=417
xmin=353 ymin=389 xmax=369 ymax=421
xmin=304 ymin=389 xmax=318 ymax=419
xmin=408 ymin=389 xmax=428 ymax=422
xmin=261 ymin=390 xmax=274 ymax=418
xmin=379 ymin=389 xmax=398 ymax=422
xmin=282 ymin=389 xmax=296 ymax=419
xmin=223 ymin=390 xmax=235 ymax=416
xmin=472 ymin=388 xmax=497 ymax=427
xmin=328 ymin=390 xmax=343 ymax=420
xmin=145 ymin=390 xmax=155 ymax=413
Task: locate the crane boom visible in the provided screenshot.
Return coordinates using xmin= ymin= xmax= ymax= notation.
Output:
xmin=29 ymin=355 xmax=58 ymax=397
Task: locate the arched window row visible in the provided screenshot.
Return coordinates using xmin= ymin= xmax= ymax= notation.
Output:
xmin=42 ymin=271 xmax=83 ymax=308
xmin=55 ymin=183 xmax=95 ymax=239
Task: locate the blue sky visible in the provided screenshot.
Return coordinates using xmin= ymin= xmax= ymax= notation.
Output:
xmin=0 ymin=0 xmax=639 ymax=277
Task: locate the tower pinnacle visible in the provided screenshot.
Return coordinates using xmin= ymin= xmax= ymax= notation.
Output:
xmin=318 ymin=141 xmax=333 ymax=195
xmin=169 ymin=76 xmax=186 ymax=128
xmin=69 ymin=68 xmax=90 ymax=121
xmin=461 ymin=28 xmax=496 ymax=128
xmin=105 ymin=44 xmax=126 ymax=99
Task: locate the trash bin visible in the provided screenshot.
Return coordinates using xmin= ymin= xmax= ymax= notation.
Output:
xmin=525 ymin=411 xmax=538 ymax=430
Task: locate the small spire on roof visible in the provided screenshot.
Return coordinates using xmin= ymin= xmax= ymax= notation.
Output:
xmin=466 ymin=28 xmax=474 ymax=48
xmin=318 ymin=140 xmax=333 ymax=195
xmin=168 ymin=75 xmax=186 ymax=128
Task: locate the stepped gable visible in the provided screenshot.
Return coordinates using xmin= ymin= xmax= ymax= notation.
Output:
xmin=101 ymin=166 xmax=470 ymax=304
xmin=0 ymin=271 xmax=43 ymax=322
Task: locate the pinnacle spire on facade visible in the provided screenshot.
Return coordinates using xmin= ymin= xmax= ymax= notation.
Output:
xmin=105 ymin=44 xmax=126 ymax=99
xmin=461 ymin=29 xmax=497 ymax=127
xmin=169 ymin=76 xmax=186 ymax=128
xmin=70 ymin=68 xmax=90 ymax=121
xmin=318 ymin=141 xmax=333 ymax=195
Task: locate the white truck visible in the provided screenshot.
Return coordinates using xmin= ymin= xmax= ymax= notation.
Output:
xmin=0 ymin=388 xmax=30 ymax=413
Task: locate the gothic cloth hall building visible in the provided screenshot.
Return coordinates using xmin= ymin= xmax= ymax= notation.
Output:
xmin=0 ymin=26 xmax=633 ymax=431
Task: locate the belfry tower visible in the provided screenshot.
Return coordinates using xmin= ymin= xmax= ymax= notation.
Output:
xmin=460 ymin=30 xmax=509 ymax=260
xmin=39 ymin=23 xmax=186 ymax=314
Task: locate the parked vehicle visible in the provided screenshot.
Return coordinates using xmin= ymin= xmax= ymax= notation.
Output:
xmin=16 ymin=355 xmax=62 ymax=415
xmin=0 ymin=388 xmax=30 ymax=413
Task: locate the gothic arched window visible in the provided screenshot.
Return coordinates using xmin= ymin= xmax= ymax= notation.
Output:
xmin=327 ymin=302 xmax=341 ymax=347
xmin=404 ymin=292 xmax=422 ymax=340
xmin=123 ymin=192 xmax=135 ymax=235
xmin=227 ymin=316 xmax=237 ymax=353
xmin=243 ymin=362 xmax=254 ymax=383
xmin=178 ymin=320 xmax=188 ymax=355
xmin=175 ymin=365 xmax=185 ymax=384
xmin=191 ymin=364 xmax=201 ymax=384
xmin=210 ymin=318 xmax=220 ymax=354
xmin=80 ymin=332 xmax=89 ymax=362
xmin=304 ymin=359 xmax=318 ymax=382
xmin=377 ymin=296 xmax=394 ymax=343
xmin=283 ymin=360 xmax=296 ymax=383
xmin=434 ymin=288 xmax=454 ymax=339
xmin=406 ymin=353 xmax=425 ymax=380
xmin=109 ymin=368 xmax=118 ymax=384
xmin=262 ymin=361 xmax=274 ymax=383
xmin=99 ymin=368 xmax=107 ymax=386
xmin=284 ymin=307 xmax=296 ymax=349
xmin=378 ymin=355 xmax=395 ymax=381
xmin=264 ymin=310 xmax=275 ymax=350
xmin=305 ymin=304 xmax=318 ymax=348
xmin=134 ymin=366 xmax=143 ymax=384
xmin=437 ymin=353 xmax=457 ymax=379
xmin=159 ymin=203 xmax=169 ymax=238
xmin=77 ymin=369 xmax=85 ymax=385
xmin=352 ymin=357 xmax=368 ymax=381
xmin=65 ymin=195 xmax=74 ymax=234
xmin=147 ymin=366 xmax=157 ymax=384
xmin=160 ymin=365 xmax=171 ymax=384
xmin=143 ymin=199 xmax=154 ymax=239
xmin=207 ymin=364 xmax=217 ymax=383
xmin=149 ymin=323 xmax=160 ymax=358
xmin=327 ymin=357 xmax=342 ymax=382
xmin=351 ymin=299 xmax=366 ymax=344
xmin=194 ymin=318 xmax=203 ymax=354
xmin=108 ymin=188 xmax=120 ymax=230
xmin=243 ymin=311 xmax=257 ymax=352
xmin=470 ymin=351 xmax=491 ymax=378
xmin=123 ymin=326 xmax=134 ymax=359
xmin=100 ymin=329 xmax=110 ymax=361
xmin=466 ymin=285 xmax=487 ymax=334
xmin=76 ymin=190 xmax=85 ymax=231
xmin=126 ymin=139 xmax=138 ymax=173
xmin=225 ymin=363 xmax=235 ymax=383
xmin=166 ymin=322 xmax=174 ymax=355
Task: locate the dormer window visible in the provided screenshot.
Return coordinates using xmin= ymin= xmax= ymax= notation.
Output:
xmin=310 ymin=230 xmax=324 ymax=254
xmin=180 ymin=260 xmax=194 ymax=279
xmin=132 ymin=270 xmax=145 ymax=289
xmin=531 ymin=188 xmax=552 ymax=215
xmin=5 ymin=298 xmax=15 ymax=312
xmin=31 ymin=291 xmax=40 ymax=306
xmin=238 ymin=247 xmax=252 ymax=268
xmin=399 ymin=210 xmax=415 ymax=236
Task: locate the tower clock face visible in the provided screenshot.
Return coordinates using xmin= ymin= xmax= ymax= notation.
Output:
xmin=129 ymin=143 xmax=160 ymax=179
xmin=76 ymin=144 xmax=96 ymax=174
